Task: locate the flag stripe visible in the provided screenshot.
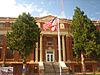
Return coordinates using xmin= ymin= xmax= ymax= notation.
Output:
xmin=43 ymin=17 xmax=58 ymax=31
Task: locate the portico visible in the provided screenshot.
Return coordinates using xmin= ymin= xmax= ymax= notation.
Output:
xmin=35 ymin=30 xmax=73 ymax=63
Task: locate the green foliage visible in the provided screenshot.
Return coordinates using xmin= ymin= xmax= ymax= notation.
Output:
xmin=6 ymin=12 xmax=40 ymax=60
xmin=96 ymin=30 xmax=100 ymax=56
xmin=71 ymin=7 xmax=99 ymax=58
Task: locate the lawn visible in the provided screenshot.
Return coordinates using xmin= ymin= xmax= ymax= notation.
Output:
xmin=86 ymin=74 xmax=100 ymax=75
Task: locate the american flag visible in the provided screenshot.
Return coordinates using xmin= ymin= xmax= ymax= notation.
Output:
xmin=43 ymin=17 xmax=58 ymax=31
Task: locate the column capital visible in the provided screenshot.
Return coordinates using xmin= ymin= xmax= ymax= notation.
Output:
xmin=40 ymin=34 xmax=43 ymax=36
xmin=62 ymin=34 xmax=65 ymax=36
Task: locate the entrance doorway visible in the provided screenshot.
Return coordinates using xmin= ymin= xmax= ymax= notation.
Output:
xmin=46 ymin=51 xmax=54 ymax=62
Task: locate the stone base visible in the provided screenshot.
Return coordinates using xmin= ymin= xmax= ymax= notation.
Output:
xmin=38 ymin=62 xmax=44 ymax=75
xmin=60 ymin=61 xmax=69 ymax=73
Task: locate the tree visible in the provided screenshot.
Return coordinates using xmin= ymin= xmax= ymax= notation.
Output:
xmin=90 ymin=30 xmax=100 ymax=60
xmin=6 ymin=13 xmax=40 ymax=75
xmin=71 ymin=7 xmax=99 ymax=74
xmin=95 ymin=30 xmax=100 ymax=58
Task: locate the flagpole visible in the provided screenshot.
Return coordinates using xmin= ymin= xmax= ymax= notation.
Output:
xmin=57 ymin=18 xmax=62 ymax=75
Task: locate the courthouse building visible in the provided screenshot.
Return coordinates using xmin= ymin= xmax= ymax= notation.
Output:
xmin=0 ymin=15 xmax=100 ymax=75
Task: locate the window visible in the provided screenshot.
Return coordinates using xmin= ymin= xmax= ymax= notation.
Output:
xmin=5 ymin=49 xmax=13 ymax=59
xmin=85 ymin=64 xmax=93 ymax=72
xmin=0 ymin=35 xmax=3 ymax=45
xmin=46 ymin=51 xmax=54 ymax=62
xmin=60 ymin=23 xmax=65 ymax=29
xmin=5 ymin=22 xmax=11 ymax=27
xmin=74 ymin=64 xmax=81 ymax=72
xmin=97 ymin=64 xmax=100 ymax=72
xmin=0 ymin=22 xmax=4 ymax=27
xmin=46 ymin=37 xmax=54 ymax=46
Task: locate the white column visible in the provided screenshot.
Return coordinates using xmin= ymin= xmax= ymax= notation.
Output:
xmin=35 ymin=42 xmax=38 ymax=62
xmin=62 ymin=35 xmax=66 ymax=61
xmin=40 ymin=34 xmax=43 ymax=62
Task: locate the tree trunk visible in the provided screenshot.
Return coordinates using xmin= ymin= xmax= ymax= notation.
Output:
xmin=22 ymin=58 xmax=26 ymax=75
xmin=81 ymin=52 xmax=86 ymax=75
xmin=22 ymin=63 xmax=26 ymax=75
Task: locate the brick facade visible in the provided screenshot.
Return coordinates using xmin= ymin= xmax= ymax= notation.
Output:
xmin=0 ymin=15 xmax=100 ymax=74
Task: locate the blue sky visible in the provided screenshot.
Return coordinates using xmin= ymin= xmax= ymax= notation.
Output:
xmin=0 ymin=0 xmax=100 ymax=20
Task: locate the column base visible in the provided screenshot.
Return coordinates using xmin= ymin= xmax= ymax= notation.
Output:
xmin=59 ymin=61 xmax=69 ymax=73
xmin=38 ymin=62 xmax=44 ymax=75
xmin=59 ymin=61 xmax=68 ymax=69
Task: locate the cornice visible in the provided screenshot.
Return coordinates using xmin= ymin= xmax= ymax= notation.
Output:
xmin=0 ymin=15 xmax=99 ymax=25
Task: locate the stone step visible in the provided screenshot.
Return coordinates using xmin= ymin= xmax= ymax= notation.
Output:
xmin=43 ymin=62 xmax=69 ymax=74
xmin=44 ymin=62 xmax=55 ymax=73
xmin=44 ymin=73 xmax=70 ymax=75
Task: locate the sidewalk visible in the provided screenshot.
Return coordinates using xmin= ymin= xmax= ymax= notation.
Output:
xmin=74 ymin=72 xmax=100 ymax=75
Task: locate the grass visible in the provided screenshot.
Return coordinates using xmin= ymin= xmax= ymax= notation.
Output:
xmin=86 ymin=73 xmax=100 ymax=75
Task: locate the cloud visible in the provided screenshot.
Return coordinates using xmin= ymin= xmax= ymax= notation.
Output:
xmin=35 ymin=7 xmax=43 ymax=13
xmin=39 ymin=10 xmax=67 ymax=19
xmin=41 ymin=1 xmax=44 ymax=5
xmin=0 ymin=0 xmax=67 ymax=18
xmin=39 ymin=10 xmax=53 ymax=17
xmin=0 ymin=0 xmax=54 ymax=17
xmin=0 ymin=0 xmax=34 ymax=17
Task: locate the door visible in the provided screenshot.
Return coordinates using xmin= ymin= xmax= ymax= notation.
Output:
xmin=46 ymin=51 xmax=54 ymax=62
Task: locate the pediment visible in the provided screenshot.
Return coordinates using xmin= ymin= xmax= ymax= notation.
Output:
xmin=35 ymin=15 xmax=71 ymax=24
xmin=36 ymin=15 xmax=56 ymax=22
